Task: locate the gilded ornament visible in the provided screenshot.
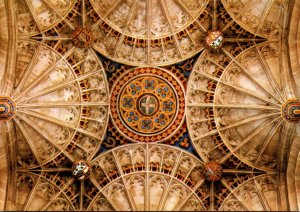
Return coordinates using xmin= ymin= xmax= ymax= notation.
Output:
xmin=282 ymin=99 xmax=300 ymax=122
xmin=72 ymin=160 xmax=91 ymax=181
xmin=72 ymin=27 xmax=94 ymax=48
xmin=205 ymin=30 xmax=224 ymax=50
xmin=0 ymin=96 xmax=16 ymax=121
xmin=202 ymin=161 xmax=223 ymax=182
xmin=111 ymin=67 xmax=185 ymax=142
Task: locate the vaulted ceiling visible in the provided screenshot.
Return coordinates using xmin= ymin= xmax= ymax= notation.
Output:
xmin=0 ymin=0 xmax=299 ymax=211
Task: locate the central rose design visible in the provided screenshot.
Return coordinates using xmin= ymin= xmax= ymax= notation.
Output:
xmin=119 ymin=76 xmax=177 ymax=135
xmin=110 ymin=67 xmax=185 ymax=142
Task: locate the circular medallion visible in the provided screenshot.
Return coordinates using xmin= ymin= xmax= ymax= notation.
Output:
xmin=72 ymin=27 xmax=94 ymax=48
xmin=205 ymin=30 xmax=224 ymax=50
xmin=111 ymin=67 xmax=185 ymax=142
xmin=0 ymin=96 xmax=16 ymax=121
xmin=202 ymin=161 xmax=223 ymax=182
xmin=282 ymin=99 xmax=300 ymax=122
xmin=72 ymin=160 xmax=91 ymax=181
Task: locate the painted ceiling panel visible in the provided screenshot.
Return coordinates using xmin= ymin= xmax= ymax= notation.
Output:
xmin=0 ymin=0 xmax=299 ymax=211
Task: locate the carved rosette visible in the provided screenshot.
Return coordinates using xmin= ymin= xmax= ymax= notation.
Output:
xmin=110 ymin=67 xmax=185 ymax=142
xmin=205 ymin=30 xmax=224 ymax=50
xmin=72 ymin=27 xmax=94 ymax=48
xmin=202 ymin=161 xmax=222 ymax=182
xmin=0 ymin=96 xmax=16 ymax=121
xmin=72 ymin=160 xmax=92 ymax=180
xmin=282 ymin=99 xmax=300 ymax=122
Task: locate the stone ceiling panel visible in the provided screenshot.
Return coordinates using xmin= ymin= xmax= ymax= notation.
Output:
xmin=186 ymin=41 xmax=289 ymax=172
xmin=90 ymin=0 xmax=209 ymax=66
xmin=221 ymin=0 xmax=284 ymax=38
xmin=12 ymin=40 xmax=109 ymax=167
xmin=0 ymin=0 xmax=299 ymax=211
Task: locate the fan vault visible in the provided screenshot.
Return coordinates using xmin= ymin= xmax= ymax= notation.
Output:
xmin=0 ymin=0 xmax=300 ymax=211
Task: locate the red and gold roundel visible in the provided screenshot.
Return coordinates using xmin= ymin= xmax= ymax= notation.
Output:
xmin=0 ymin=96 xmax=16 ymax=121
xmin=205 ymin=30 xmax=224 ymax=50
xmin=202 ymin=161 xmax=223 ymax=182
xmin=110 ymin=67 xmax=185 ymax=142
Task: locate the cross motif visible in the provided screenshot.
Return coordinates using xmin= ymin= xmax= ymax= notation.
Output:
xmin=140 ymin=95 xmax=157 ymax=115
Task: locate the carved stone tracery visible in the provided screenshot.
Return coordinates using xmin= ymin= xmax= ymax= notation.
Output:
xmin=1 ymin=0 xmax=298 ymax=211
